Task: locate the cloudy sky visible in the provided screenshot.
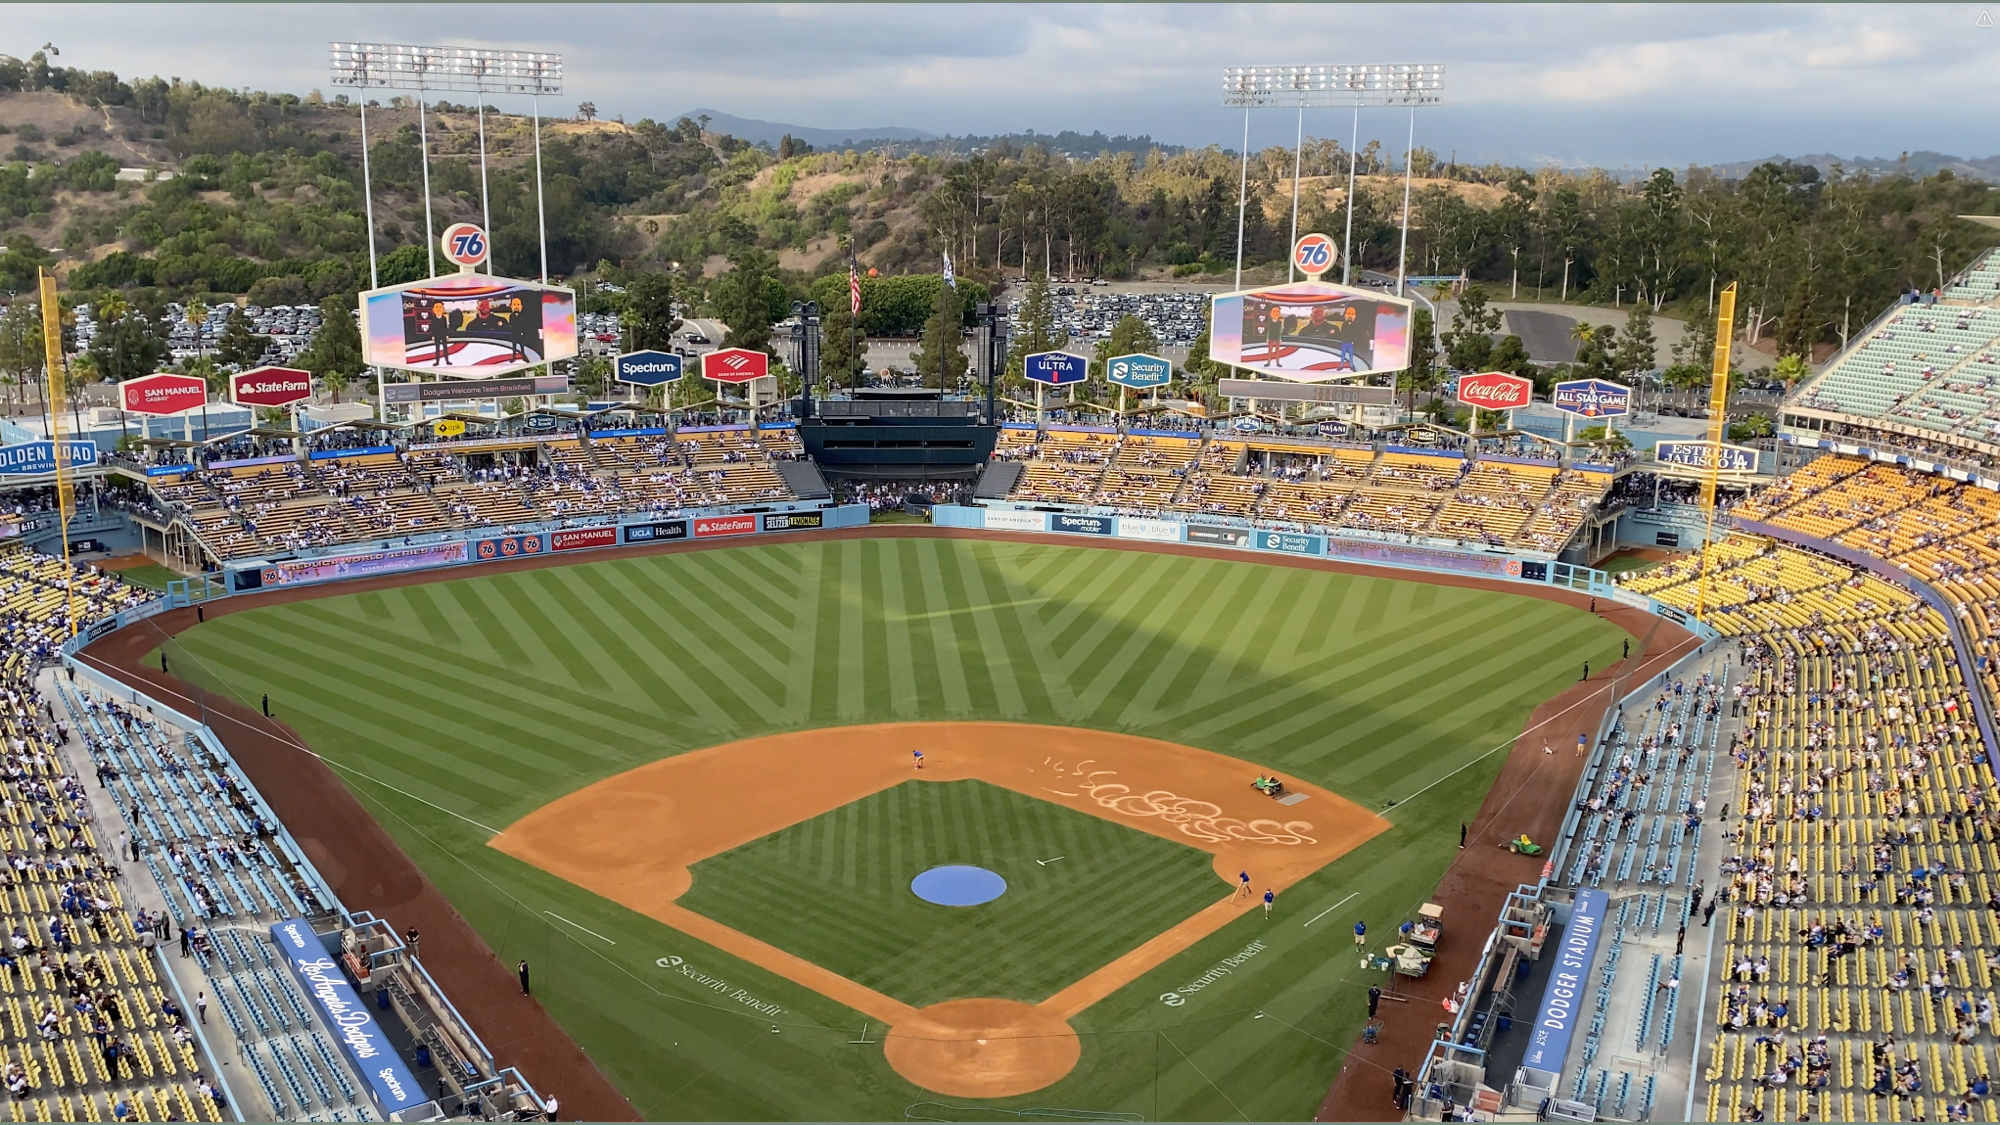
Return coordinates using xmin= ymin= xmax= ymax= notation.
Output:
xmin=16 ymin=3 xmax=1999 ymax=167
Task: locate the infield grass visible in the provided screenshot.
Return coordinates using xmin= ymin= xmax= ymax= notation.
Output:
xmin=161 ymin=536 xmax=1629 ymax=1120
xmin=682 ymin=779 xmax=1221 ymax=1007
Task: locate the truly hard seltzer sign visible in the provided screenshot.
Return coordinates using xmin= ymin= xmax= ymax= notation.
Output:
xmin=656 ymin=955 xmax=787 ymax=1016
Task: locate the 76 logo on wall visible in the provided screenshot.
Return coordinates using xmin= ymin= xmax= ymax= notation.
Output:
xmin=441 ymin=223 xmax=490 ymax=269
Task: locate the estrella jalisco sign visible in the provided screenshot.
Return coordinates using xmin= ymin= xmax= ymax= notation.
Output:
xmin=1655 ymin=440 xmax=1758 ymax=473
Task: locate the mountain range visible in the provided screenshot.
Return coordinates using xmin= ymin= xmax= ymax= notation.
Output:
xmin=672 ymin=107 xmax=937 ymax=150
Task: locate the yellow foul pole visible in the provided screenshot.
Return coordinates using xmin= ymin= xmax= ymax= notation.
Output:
xmin=37 ymin=269 xmax=79 ymax=635
xmin=1696 ymin=283 xmax=1737 ymax=620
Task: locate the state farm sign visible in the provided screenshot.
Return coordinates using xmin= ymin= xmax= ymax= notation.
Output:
xmin=230 ymin=366 xmax=313 ymax=408
xmin=119 ymin=373 xmax=208 ymax=416
xmin=702 ymin=347 xmax=769 ymax=384
xmin=1454 ymin=371 xmax=1534 ymax=411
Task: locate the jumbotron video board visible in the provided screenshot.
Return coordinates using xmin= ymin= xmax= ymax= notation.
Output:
xmin=1208 ymin=281 xmax=1412 ymax=381
xmin=358 ymin=272 xmax=578 ymax=376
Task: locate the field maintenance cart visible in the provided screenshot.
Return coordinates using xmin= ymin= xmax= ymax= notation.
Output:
xmin=1409 ymin=902 xmax=1444 ymax=952
xmin=1385 ymin=942 xmax=1433 ymax=980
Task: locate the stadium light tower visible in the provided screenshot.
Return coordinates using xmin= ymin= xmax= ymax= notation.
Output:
xmin=1222 ymin=64 xmax=1444 ymax=287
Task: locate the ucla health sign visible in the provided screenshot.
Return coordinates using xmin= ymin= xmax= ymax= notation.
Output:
xmin=0 ymin=440 xmax=97 ymax=476
xmin=615 ymin=349 xmax=684 ymax=387
xmin=269 ymin=919 xmax=425 ymax=1114
xmin=1521 ymin=888 xmax=1608 ymax=1071
xmin=1550 ymin=378 xmax=1632 ymax=419
xmin=1107 ymin=353 xmax=1173 ymax=389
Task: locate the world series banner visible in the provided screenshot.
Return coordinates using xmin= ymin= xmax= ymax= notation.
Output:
xmin=359 ymin=272 xmax=578 ymax=376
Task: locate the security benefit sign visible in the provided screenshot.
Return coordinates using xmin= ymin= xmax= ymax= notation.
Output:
xmin=268 ymin=918 xmax=426 ymax=1115
xmin=358 ymin=271 xmax=578 ymax=376
xmin=1655 ymin=439 xmax=1759 ymax=474
xmin=1521 ymin=888 xmax=1609 ymax=1071
xmin=616 ymin=349 xmax=684 ymax=387
xmin=1106 ymin=353 xmax=1173 ymax=389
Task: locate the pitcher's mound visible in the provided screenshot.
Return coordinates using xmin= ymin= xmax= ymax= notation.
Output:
xmin=884 ymin=998 xmax=1081 ymax=1098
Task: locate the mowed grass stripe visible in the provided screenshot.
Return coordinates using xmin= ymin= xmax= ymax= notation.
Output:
xmin=945 ymin=541 xmax=1028 ymax=716
xmin=908 ymin=539 xmax=976 ymax=715
xmin=1071 ymin=557 xmax=1217 ymax=722
xmin=620 ymin=564 xmax=785 ymax=716
xmin=1055 ymin=553 xmax=1194 ymax=692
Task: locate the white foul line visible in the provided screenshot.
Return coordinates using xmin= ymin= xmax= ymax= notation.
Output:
xmin=1036 ymin=855 xmax=1067 ymax=866
xmin=1303 ymin=891 xmax=1359 ymax=928
xmin=544 ymin=911 xmax=617 ymax=945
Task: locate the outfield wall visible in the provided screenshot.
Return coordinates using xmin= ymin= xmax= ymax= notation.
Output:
xmin=934 ymin=504 xmax=1717 ymax=640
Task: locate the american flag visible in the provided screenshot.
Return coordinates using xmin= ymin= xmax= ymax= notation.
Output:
xmin=848 ymin=251 xmax=862 ymax=316
xmin=942 ymin=250 xmax=956 ymax=290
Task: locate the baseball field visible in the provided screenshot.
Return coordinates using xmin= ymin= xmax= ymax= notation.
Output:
xmin=153 ymin=535 xmax=1626 ymax=1120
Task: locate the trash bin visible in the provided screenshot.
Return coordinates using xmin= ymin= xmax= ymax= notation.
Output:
xmin=415 ymin=1044 xmax=432 ymax=1069
xmin=376 ymin=987 xmax=390 ymax=1011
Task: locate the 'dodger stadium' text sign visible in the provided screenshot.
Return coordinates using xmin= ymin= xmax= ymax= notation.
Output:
xmin=1208 ymin=280 xmax=1412 ymax=381
xmin=358 ymin=272 xmax=578 ymax=377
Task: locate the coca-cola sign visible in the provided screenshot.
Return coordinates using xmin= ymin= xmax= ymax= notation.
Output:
xmin=230 ymin=366 xmax=313 ymax=408
xmin=1454 ymin=372 xmax=1534 ymax=411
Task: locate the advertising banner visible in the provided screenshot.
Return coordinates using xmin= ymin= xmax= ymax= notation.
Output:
xmin=623 ymin=520 xmax=691 ymax=543
xmin=1106 ymin=353 xmax=1173 ymax=389
xmin=0 ymin=439 xmax=97 ymax=476
xmin=1051 ymin=513 xmax=1113 ymax=536
xmin=1253 ymin=530 xmax=1324 ymax=556
xmin=1327 ymin=538 xmax=1511 ymax=576
xmin=694 ymin=514 xmax=758 ymax=538
xmin=1521 ymin=888 xmax=1608 ymax=1071
xmin=1024 ymin=351 xmax=1090 ymax=387
xmin=982 ymin=508 xmax=1049 ymax=532
xmin=1455 ymin=371 xmax=1534 ymax=412
xmin=616 ymin=350 xmax=684 ymax=386
xmin=268 ymin=919 xmax=425 ymax=1115
xmin=702 ymin=348 xmax=769 ymax=385
xmin=358 ymin=272 xmax=578 ymax=376
xmin=1115 ymin=516 xmax=1184 ymax=543
xmin=551 ymin=527 xmax=616 ymax=552
xmin=1208 ymin=281 xmax=1412 ymax=380
xmin=1550 ymin=378 xmax=1632 ymax=419
xmin=260 ymin=543 xmax=468 ymax=588
xmin=762 ymin=511 xmax=825 ymax=531
xmin=474 ymin=534 xmax=545 ymax=561
xmin=1655 ymin=440 xmax=1758 ymax=474
xmin=1185 ymin=524 xmax=1249 ymax=547
xmin=119 ymin=372 xmax=207 ymax=416
xmin=229 ymin=366 xmax=314 ymax=408
xmin=432 ymin=419 xmax=466 ymax=438
xmin=383 ymin=375 xmax=570 ymax=404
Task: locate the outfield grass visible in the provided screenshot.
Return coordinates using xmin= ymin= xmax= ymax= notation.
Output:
xmin=109 ymin=563 xmax=181 ymax=591
xmin=162 ymin=537 xmax=1627 ymax=1120
xmin=681 ymin=779 xmax=1221 ymax=1007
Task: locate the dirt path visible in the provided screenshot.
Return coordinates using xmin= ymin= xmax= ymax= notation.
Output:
xmin=76 ymin=523 xmax=1695 ymax=1117
xmin=494 ymin=721 xmax=1386 ymax=1098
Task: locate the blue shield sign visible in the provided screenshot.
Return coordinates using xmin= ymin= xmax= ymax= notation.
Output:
xmin=615 ymin=349 xmax=684 ymax=387
xmin=1107 ymin=353 xmax=1172 ymax=389
xmin=1550 ymin=378 xmax=1632 ymax=419
xmin=1025 ymin=350 xmax=1090 ymax=387
xmin=0 ymin=439 xmax=97 ymax=476
xmin=1655 ymin=440 xmax=1758 ymax=473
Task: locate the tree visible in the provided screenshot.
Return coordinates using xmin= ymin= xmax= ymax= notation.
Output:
xmin=85 ymin=306 xmax=168 ymax=382
xmin=620 ymin=271 xmax=681 ymax=351
xmin=712 ymin=249 xmax=777 ymax=356
xmin=1398 ymin=307 xmax=1440 ymax=396
xmin=1728 ymin=412 xmax=1775 ymax=441
xmin=1005 ymin=273 xmax=1063 ymax=377
xmin=296 ymin=294 xmax=363 ymax=397
xmin=1612 ymin=305 xmax=1658 ymax=382
xmin=0 ymin=301 xmax=44 ymax=407
xmin=1775 ymin=277 xmax=1817 ymax=358
xmin=1090 ymin=315 xmax=1161 ymax=380
xmin=215 ymin=305 xmax=268 ymax=369
xmin=1443 ymin=284 xmax=1501 ymax=371
xmin=910 ymin=281 xmax=968 ymax=391
xmin=1772 ymin=353 xmax=1811 ymax=385
xmin=577 ymin=101 xmax=598 ymax=122
xmin=1489 ymin=334 xmax=1535 ymax=377
xmin=818 ymin=295 xmax=868 ymax=386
